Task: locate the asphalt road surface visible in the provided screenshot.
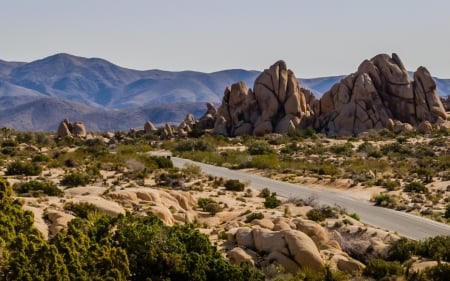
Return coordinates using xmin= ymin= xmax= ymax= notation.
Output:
xmin=172 ymin=156 xmax=450 ymax=240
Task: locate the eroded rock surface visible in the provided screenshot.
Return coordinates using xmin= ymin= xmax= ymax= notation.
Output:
xmin=208 ymin=54 xmax=448 ymax=137
xmin=57 ymin=118 xmax=87 ymax=138
xmin=213 ymin=61 xmax=314 ymax=136
xmin=315 ymin=53 xmax=448 ymax=136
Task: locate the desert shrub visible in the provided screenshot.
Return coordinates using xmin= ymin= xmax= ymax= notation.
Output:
xmin=376 ymin=178 xmax=401 ymax=191
xmin=388 ymin=237 xmax=417 ymax=263
xmin=373 ymin=193 xmax=397 ymax=208
xmin=224 ymin=179 xmax=245 ymax=191
xmin=1 ymin=139 xmax=17 ymax=147
xmin=307 ymin=206 xmax=338 ymax=222
xmin=182 ymin=163 xmax=202 ymax=177
xmin=363 ymin=259 xmax=404 ymax=279
xmin=307 ymin=209 xmax=327 ymax=222
xmin=404 ymin=182 xmax=428 ymax=194
xmin=174 ymin=138 xmax=215 ymax=152
xmin=5 ymin=160 xmax=42 ymax=176
xmin=249 ymin=154 xmax=280 ymax=169
xmin=420 ymin=263 xmax=450 ymax=281
xmin=264 ymin=193 xmax=281 ymax=209
xmin=259 ymin=187 xmax=271 ymax=198
xmin=60 ymin=172 xmax=90 ymax=187
xmin=197 ymin=197 xmax=216 ymax=209
xmin=13 ymin=180 xmax=62 ymax=196
xmin=64 ymin=202 xmax=99 ymax=219
xmin=445 ymin=204 xmax=450 ymax=219
xmin=204 ymin=202 xmax=222 ymax=216
xmin=348 ymin=212 xmax=360 ymax=221
xmin=32 ymin=154 xmax=50 ymax=162
xmin=312 ymin=161 xmax=339 ymax=176
xmin=287 ymin=126 xmax=317 ymax=139
xmin=138 ymin=155 xmax=173 ymax=170
xmin=329 ymin=142 xmax=354 ymax=156
xmin=415 ymin=236 xmax=450 ymax=262
xmin=245 ymin=212 xmax=264 ymax=223
xmin=381 ymin=142 xmax=412 ymax=156
xmin=247 ymin=140 xmax=275 ymax=155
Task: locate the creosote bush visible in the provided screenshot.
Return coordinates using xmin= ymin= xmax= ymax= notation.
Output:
xmin=404 ymin=181 xmax=428 ymax=194
xmin=5 ymin=160 xmax=42 ymax=176
xmin=13 ymin=179 xmax=62 ymax=197
xmin=60 ymin=172 xmax=90 ymax=187
xmin=264 ymin=192 xmax=281 ymax=209
xmin=363 ymin=259 xmax=404 ymax=279
xmin=224 ymin=179 xmax=245 ymax=191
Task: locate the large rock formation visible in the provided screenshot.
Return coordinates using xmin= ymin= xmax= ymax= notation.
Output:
xmin=213 ymin=61 xmax=314 ymax=136
xmin=315 ymin=53 xmax=448 ymax=136
xmin=56 ymin=118 xmax=87 ymax=138
xmin=207 ymin=54 xmax=448 ymax=137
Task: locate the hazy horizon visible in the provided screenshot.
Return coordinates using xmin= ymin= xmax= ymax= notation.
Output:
xmin=2 ymin=0 xmax=450 ymax=78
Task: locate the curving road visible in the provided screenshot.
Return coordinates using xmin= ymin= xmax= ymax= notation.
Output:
xmin=172 ymin=156 xmax=450 ymax=240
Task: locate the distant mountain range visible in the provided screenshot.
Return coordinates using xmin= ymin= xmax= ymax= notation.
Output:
xmin=0 ymin=53 xmax=448 ymax=131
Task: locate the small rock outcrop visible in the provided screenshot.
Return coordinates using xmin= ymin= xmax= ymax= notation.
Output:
xmin=57 ymin=119 xmax=87 ymax=138
xmin=213 ymin=61 xmax=314 ymax=136
xmin=144 ymin=121 xmax=157 ymax=134
xmin=315 ymin=53 xmax=448 ymax=136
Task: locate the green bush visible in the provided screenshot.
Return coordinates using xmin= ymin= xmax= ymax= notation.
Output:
xmin=329 ymin=142 xmax=354 ymax=156
xmin=204 ymin=202 xmax=222 ymax=216
xmin=13 ymin=180 xmax=62 ymax=196
xmin=64 ymin=202 xmax=100 ymax=219
xmin=5 ymin=160 xmax=42 ymax=176
xmin=373 ymin=193 xmax=397 ymax=208
xmin=363 ymin=259 xmax=404 ymax=279
xmin=60 ymin=172 xmax=90 ymax=187
xmin=376 ymin=178 xmax=400 ymax=191
xmin=245 ymin=212 xmax=264 ymax=223
xmin=0 ymin=175 xmax=264 ymax=281
xmin=247 ymin=141 xmax=275 ymax=155
xmin=307 ymin=209 xmax=327 ymax=222
xmin=264 ymin=193 xmax=281 ymax=209
xmin=404 ymin=182 xmax=428 ymax=194
xmin=421 ymin=263 xmax=450 ymax=281
xmin=224 ymin=179 xmax=245 ymax=191
xmin=445 ymin=204 xmax=450 ymax=219
xmin=307 ymin=206 xmax=338 ymax=222
xmin=174 ymin=139 xmax=216 ymax=152
xmin=259 ymin=187 xmax=271 ymax=198
xmin=198 ymin=197 xmax=216 ymax=209
xmin=387 ymin=238 xmax=417 ymax=262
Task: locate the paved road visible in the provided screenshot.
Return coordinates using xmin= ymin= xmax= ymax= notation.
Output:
xmin=172 ymin=157 xmax=450 ymax=240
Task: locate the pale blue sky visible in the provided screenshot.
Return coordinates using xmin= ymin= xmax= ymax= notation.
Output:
xmin=1 ymin=0 xmax=449 ymax=77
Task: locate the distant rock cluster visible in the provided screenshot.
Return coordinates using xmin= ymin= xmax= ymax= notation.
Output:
xmin=88 ymin=53 xmax=448 ymax=138
xmin=56 ymin=119 xmax=87 ymax=138
xmin=315 ymin=53 xmax=448 ymax=136
xmin=193 ymin=53 xmax=449 ymax=137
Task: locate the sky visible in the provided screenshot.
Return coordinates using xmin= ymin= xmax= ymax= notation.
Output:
xmin=1 ymin=0 xmax=450 ymax=78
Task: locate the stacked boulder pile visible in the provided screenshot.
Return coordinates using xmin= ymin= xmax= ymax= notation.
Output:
xmin=138 ymin=53 xmax=448 ymax=138
xmin=189 ymin=53 xmax=447 ymax=137
xmin=315 ymin=53 xmax=448 ymax=136
xmin=56 ymin=118 xmax=87 ymax=138
xmin=213 ymin=61 xmax=314 ymax=136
